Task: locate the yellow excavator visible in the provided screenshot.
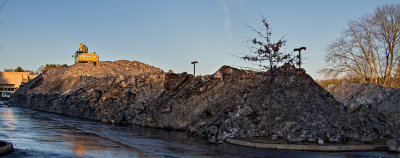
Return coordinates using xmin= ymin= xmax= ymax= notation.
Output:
xmin=74 ymin=43 xmax=99 ymax=64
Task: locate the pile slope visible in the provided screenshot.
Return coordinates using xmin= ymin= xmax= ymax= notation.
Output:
xmin=10 ymin=60 xmax=398 ymax=144
xmin=327 ymin=81 xmax=400 ymax=121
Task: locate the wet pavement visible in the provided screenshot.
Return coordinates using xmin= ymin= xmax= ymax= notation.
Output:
xmin=0 ymin=105 xmax=399 ymax=158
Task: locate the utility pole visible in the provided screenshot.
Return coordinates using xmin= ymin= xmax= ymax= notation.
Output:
xmin=191 ymin=61 xmax=198 ymax=76
xmin=294 ymin=47 xmax=306 ymax=69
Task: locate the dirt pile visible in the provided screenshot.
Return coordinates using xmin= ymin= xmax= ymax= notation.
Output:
xmin=326 ymin=81 xmax=400 ymax=151
xmin=326 ymin=81 xmax=400 ymax=122
xmin=10 ymin=60 xmax=399 ymax=145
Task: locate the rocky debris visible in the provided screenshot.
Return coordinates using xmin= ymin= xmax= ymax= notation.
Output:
xmin=326 ymin=81 xmax=400 ymax=122
xmin=318 ymin=139 xmax=324 ymax=145
xmin=387 ymin=139 xmax=400 ymax=152
xmin=10 ymin=60 xmax=399 ymax=147
xmin=213 ymin=71 xmax=223 ymax=79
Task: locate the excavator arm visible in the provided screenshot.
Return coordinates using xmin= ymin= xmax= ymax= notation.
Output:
xmin=79 ymin=43 xmax=88 ymax=53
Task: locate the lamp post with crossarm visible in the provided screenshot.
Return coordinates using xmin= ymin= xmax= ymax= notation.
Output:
xmin=294 ymin=47 xmax=306 ymax=69
xmin=191 ymin=61 xmax=198 ymax=76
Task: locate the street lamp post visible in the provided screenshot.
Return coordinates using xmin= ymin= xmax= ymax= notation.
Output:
xmin=191 ymin=61 xmax=198 ymax=76
xmin=294 ymin=47 xmax=306 ymax=69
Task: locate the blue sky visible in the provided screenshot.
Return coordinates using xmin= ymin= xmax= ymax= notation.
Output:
xmin=0 ymin=0 xmax=398 ymax=79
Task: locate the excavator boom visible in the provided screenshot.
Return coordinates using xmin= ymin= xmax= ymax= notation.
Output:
xmin=79 ymin=43 xmax=88 ymax=53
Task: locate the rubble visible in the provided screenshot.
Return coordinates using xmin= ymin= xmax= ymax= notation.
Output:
xmin=9 ymin=60 xmax=399 ymax=146
xmin=326 ymin=81 xmax=400 ymax=122
xmin=387 ymin=139 xmax=400 ymax=152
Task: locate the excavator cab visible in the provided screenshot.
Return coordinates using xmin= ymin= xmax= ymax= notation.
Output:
xmin=74 ymin=43 xmax=99 ymax=64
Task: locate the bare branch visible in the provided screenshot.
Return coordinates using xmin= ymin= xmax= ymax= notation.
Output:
xmin=240 ymin=16 xmax=294 ymax=71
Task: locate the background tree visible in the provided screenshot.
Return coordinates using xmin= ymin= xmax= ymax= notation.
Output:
xmin=14 ymin=66 xmax=24 ymax=72
xmin=242 ymin=16 xmax=293 ymax=71
xmin=38 ymin=64 xmax=68 ymax=73
xmin=322 ymin=4 xmax=400 ymax=87
xmin=4 ymin=67 xmax=28 ymax=72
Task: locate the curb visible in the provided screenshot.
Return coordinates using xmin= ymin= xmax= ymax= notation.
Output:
xmin=225 ymin=138 xmax=387 ymax=151
xmin=0 ymin=140 xmax=13 ymax=155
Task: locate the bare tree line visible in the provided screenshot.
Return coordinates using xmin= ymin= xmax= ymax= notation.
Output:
xmin=322 ymin=4 xmax=400 ymax=88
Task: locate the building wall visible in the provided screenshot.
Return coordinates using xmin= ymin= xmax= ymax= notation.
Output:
xmin=0 ymin=72 xmax=37 ymax=92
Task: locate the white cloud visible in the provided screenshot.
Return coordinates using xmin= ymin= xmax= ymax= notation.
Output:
xmin=219 ymin=0 xmax=232 ymax=40
xmin=219 ymin=0 xmax=247 ymax=40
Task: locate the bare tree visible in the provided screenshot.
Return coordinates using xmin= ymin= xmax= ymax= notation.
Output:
xmin=322 ymin=4 xmax=400 ymax=87
xmin=242 ymin=16 xmax=293 ymax=71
